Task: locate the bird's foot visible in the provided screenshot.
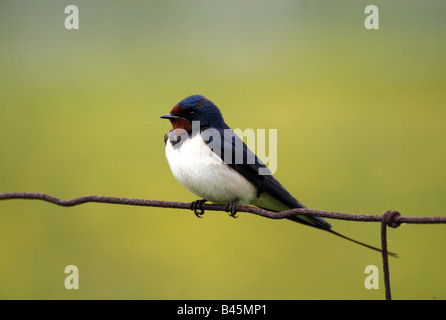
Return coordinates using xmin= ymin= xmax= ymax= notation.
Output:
xmin=225 ymin=199 xmax=239 ymax=218
xmin=190 ymin=199 xmax=207 ymax=218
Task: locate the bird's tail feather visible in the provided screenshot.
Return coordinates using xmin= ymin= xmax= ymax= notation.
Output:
xmin=326 ymin=228 xmax=398 ymax=258
xmin=286 ymin=215 xmax=398 ymax=258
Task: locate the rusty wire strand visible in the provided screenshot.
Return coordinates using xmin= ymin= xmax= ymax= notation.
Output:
xmin=1 ymin=191 xmax=446 ymax=300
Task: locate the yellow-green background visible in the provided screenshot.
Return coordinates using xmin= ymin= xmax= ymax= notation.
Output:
xmin=0 ymin=0 xmax=445 ymax=300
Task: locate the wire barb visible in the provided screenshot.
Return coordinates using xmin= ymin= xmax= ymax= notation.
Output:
xmin=384 ymin=210 xmax=402 ymax=229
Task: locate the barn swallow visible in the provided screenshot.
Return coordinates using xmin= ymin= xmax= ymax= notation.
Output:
xmin=161 ymin=94 xmax=396 ymax=256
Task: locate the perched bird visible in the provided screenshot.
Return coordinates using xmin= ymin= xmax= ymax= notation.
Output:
xmin=161 ymin=94 xmax=396 ymax=256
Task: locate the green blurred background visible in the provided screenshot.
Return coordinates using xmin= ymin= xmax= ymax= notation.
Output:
xmin=0 ymin=0 xmax=445 ymax=300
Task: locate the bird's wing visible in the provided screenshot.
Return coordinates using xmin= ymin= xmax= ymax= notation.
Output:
xmin=203 ymin=127 xmax=332 ymax=230
xmin=201 ymin=127 xmax=398 ymax=256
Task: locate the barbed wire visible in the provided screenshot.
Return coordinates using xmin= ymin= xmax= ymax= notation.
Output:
xmin=1 ymin=191 xmax=445 ymax=300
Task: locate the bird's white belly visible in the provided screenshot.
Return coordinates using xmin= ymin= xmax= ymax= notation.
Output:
xmin=165 ymin=133 xmax=257 ymax=205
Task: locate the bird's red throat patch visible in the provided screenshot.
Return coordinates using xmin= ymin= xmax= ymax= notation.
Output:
xmin=169 ymin=104 xmax=192 ymax=131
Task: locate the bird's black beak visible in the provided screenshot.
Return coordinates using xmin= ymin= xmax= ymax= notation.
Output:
xmin=160 ymin=113 xmax=183 ymax=120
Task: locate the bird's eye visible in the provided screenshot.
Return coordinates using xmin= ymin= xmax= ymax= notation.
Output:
xmin=189 ymin=110 xmax=197 ymax=117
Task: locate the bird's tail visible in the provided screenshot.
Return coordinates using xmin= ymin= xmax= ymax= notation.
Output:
xmin=326 ymin=228 xmax=398 ymax=258
xmin=286 ymin=215 xmax=398 ymax=258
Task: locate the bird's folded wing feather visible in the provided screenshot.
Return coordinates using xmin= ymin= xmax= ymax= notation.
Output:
xmin=203 ymin=127 xmax=332 ymax=230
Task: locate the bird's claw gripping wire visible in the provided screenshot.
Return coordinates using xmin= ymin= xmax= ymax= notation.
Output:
xmin=225 ymin=199 xmax=239 ymax=218
xmin=190 ymin=199 xmax=207 ymax=218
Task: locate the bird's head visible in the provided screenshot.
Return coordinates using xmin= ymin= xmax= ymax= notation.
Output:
xmin=161 ymin=95 xmax=225 ymax=131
